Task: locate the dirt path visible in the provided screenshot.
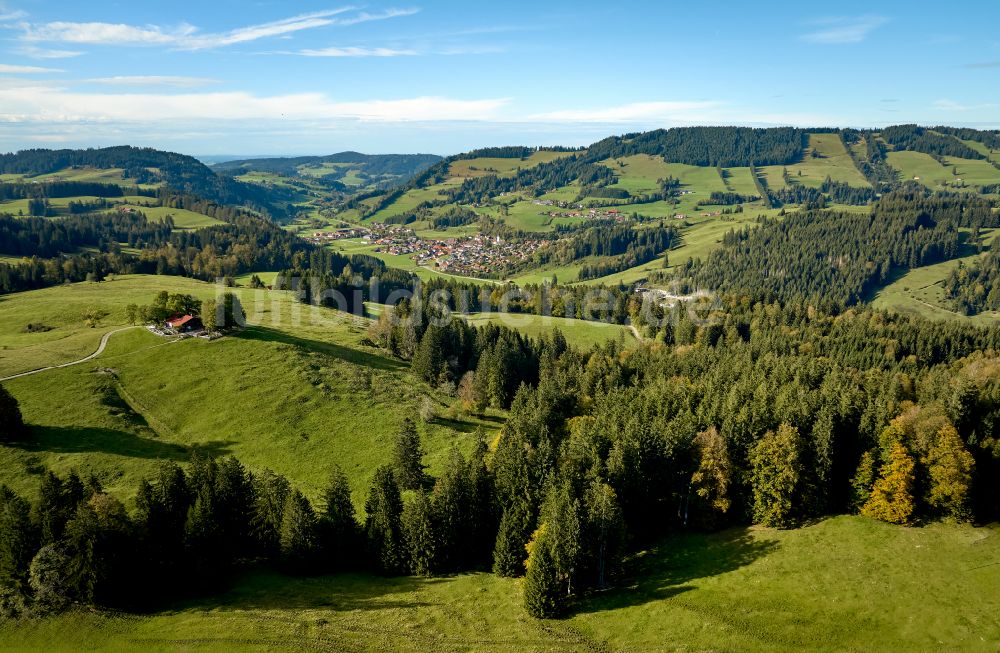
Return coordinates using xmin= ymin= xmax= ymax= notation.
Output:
xmin=0 ymin=326 xmax=138 ymax=383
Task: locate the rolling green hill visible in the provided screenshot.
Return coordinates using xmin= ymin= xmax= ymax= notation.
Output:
xmin=0 ymin=275 xmax=495 ymax=504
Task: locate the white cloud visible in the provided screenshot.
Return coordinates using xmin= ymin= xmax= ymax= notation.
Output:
xmin=0 ymin=85 xmax=509 ymax=123
xmin=336 ymin=8 xmax=420 ymax=26
xmin=298 ymin=46 xmax=418 ymax=57
xmin=83 ymin=75 xmax=220 ymax=88
xmin=0 ymin=9 xmax=27 ymax=21
xmin=13 ymin=45 xmax=84 ymax=59
xmin=0 ymin=63 xmax=62 ymax=73
xmin=15 ymin=7 xmax=419 ymax=51
xmin=933 ymin=99 xmax=999 ymax=112
xmin=529 ymin=101 xmax=722 ymax=123
xmin=21 ymin=20 xmax=195 ymax=45
xmin=800 ymin=16 xmax=888 ymax=44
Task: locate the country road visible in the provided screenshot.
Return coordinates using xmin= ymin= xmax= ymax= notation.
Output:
xmin=0 ymin=326 xmax=138 ymax=383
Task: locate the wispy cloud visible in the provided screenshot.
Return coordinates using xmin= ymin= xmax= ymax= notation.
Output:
xmin=336 ymin=8 xmax=420 ymax=27
xmin=0 ymin=9 xmax=26 ymax=21
xmin=13 ymin=44 xmax=84 ymax=59
xmin=14 ymin=7 xmax=419 ymax=51
xmin=800 ymin=15 xmax=888 ymax=44
xmin=0 ymin=62 xmax=62 ymax=73
xmin=933 ymin=99 xmax=999 ymax=112
xmin=298 ymin=46 xmax=418 ymax=57
xmin=963 ymin=60 xmax=1000 ymax=69
xmin=82 ymin=75 xmax=220 ymax=88
xmin=0 ymin=85 xmax=509 ymax=123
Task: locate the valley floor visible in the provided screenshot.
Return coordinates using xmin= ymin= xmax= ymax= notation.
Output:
xmin=1 ymin=516 xmax=997 ymax=652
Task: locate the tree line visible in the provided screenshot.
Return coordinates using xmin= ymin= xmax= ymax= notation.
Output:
xmin=681 ymin=190 xmax=998 ymax=310
xmin=3 ymin=291 xmax=1000 ymax=618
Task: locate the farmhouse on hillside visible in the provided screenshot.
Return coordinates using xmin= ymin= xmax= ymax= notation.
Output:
xmin=165 ymin=314 xmax=202 ymax=332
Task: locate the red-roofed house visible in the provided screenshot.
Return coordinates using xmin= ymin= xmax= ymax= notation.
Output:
xmin=165 ymin=314 xmax=202 ymax=331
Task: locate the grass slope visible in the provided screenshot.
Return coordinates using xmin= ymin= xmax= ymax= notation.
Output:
xmin=871 ymin=229 xmax=1000 ymax=324
xmin=462 ymin=312 xmax=635 ymax=350
xmin=2 ymin=516 xmax=997 ymax=652
xmin=0 ymin=276 xmax=495 ymax=502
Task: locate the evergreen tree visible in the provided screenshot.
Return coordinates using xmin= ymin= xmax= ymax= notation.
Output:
xmin=402 ymin=491 xmax=437 ymax=576
xmin=0 ymin=384 xmax=25 ymax=442
xmin=431 ymin=447 xmax=473 ymax=571
xmin=467 ymin=431 xmax=497 ymax=567
xmin=364 ymin=466 xmax=406 ymax=574
xmin=279 ymin=489 xmax=318 ymax=574
xmin=862 ymin=442 xmax=916 ymax=524
xmin=493 ymin=500 xmax=534 ymax=577
xmin=252 ymin=470 xmax=291 ymax=560
xmin=582 ymin=479 xmax=624 ymax=589
xmin=523 ymin=525 xmax=563 ymax=618
xmin=542 ymin=482 xmax=581 ymax=596
xmin=0 ymin=486 xmax=36 ymax=591
xmin=319 ymin=465 xmax=358 ymax=568
xmin=749 ymin=423 xmax=805 ymax=528
xmin=926 ymin=425 xmax=975 ymax=521
xmin=393 ymin=418 xmax=426 ymax=491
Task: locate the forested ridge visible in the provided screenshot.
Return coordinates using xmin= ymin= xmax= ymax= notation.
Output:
xmin=0 ymin=147 xmax=291 ymax=218
xmin=211 ymin=152 xmax=442 ymax=181
xmin=681 ymin=191 xmax=998 ymax=310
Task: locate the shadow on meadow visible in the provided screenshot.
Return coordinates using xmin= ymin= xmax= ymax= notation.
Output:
xmin=13 ymin=425 xmax=235 ymax=461
xmin=236 ymin=326 xmax=406 ymax=372
xmin=574 ymin=527 xmax=779 ymax=614
xmin=176 ymin=569 xmax=445 ymax=613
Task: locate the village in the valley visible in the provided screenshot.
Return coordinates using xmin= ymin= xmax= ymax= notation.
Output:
xmin=306 ymin=222 xmax=549 ymax=277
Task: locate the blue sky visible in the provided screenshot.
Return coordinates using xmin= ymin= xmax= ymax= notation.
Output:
xmin=0 ymin=0 xmax=997 ymax=156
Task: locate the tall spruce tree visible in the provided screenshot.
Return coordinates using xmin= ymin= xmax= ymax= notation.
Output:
xmin=364 ymin=466 xmax=406 ymax=574
xmin=523 ymin=525 xmax=563 ymax=618
xmin=0 ymin=486 xmax=36 ymax=591
xmin=279 ymin=489 xmax=319 ymax=574
xmin=319 ymin=465 xmax=358 ymax=568
xmin=393 ymin=418 xmax=426 ymax=491
xmin=402 ymin=491 xmax=437 ymax=577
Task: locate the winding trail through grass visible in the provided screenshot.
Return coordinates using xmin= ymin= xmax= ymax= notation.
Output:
xmin=0 ymin=326 xmax=138 ymax=382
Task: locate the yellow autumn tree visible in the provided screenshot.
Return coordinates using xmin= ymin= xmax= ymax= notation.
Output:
xmin=926 ymin=425 xmax=975 ymax=521
xmin=862 ymin=442 xmax=916 ymax=524
xmin=690 ymin=426 xmax=731 ymax=528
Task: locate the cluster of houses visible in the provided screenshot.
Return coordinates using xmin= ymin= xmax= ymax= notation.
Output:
xmin=422 ymin=233 xmax=547 ymax=276
xmin=363 ymin=225 xmax=548 ymax=276
xmin=543 ymin=208 xmax=633 ymax=222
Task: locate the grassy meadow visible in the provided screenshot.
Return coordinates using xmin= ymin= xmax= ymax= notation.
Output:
xmin=0 ymin=275 xmax=498 ymax=505
xmin=871 ymin=229 xmax=1000 ymax=324
xmin=1 ymin=516 xmax=997 ymax=652
xmin=462 ymin=312 xmax=635 ymax=350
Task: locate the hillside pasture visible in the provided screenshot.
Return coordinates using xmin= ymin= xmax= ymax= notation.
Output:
xmin=870 ymin=229 xmax=1000 ymax=325
xmin=759 ymin=133 xmax=869 ymax=190
xmin=886 ymin=151 xmax=952 ymax=189
xmin=462 ymin=312 xmax=635 ymax=350
xmin=447 ymin=150 xmax=576 ymax=179
xmin=1 ymin=517 xmax=997 ymax=652
xmin=0 ymin=275 xmax=495 ymax=504
xmin=722 ymin=166 xmax=763 ymax=196
xmin=941 ymin=156 xmax=1000 ymax=188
